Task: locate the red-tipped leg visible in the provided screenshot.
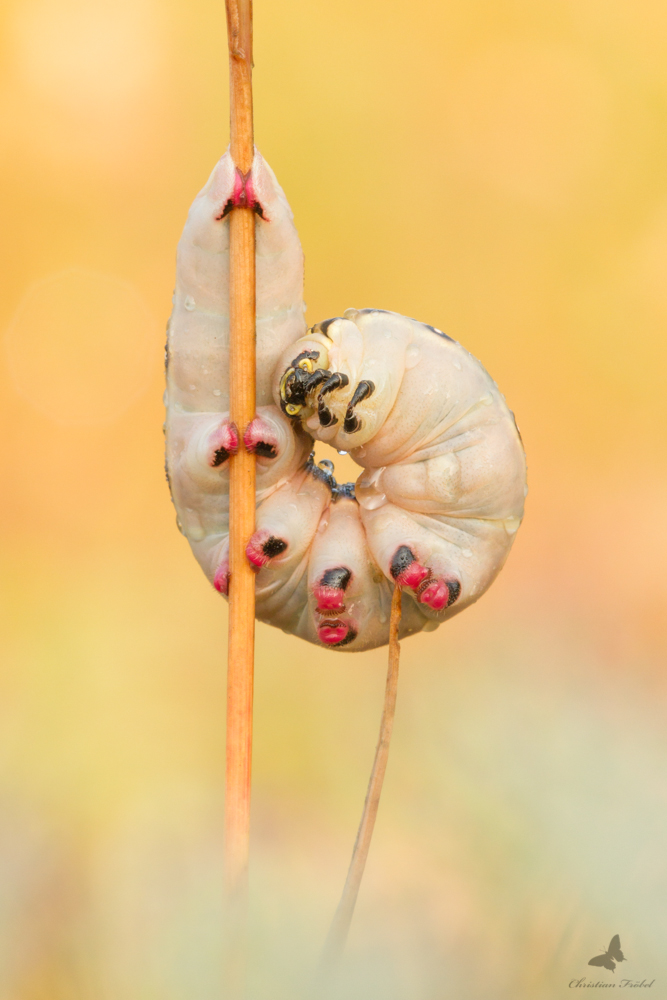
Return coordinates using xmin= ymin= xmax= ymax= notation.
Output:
xmin=317 ymin=619 xmax=357 ymax=647
xmin=313 ymin=566 xmax=351 ymax=614
xmin=214 ymin=561 xmax=230 ymax=595
xmin=245 ymin=529 xmax=288 ymax=569
xmin=390 ymin=545 xmax=460 ymax=611
xmin=208 ymin=421 xmax=239 ymax=468
xmin=243 ymin=416 xmax=278 ymax=458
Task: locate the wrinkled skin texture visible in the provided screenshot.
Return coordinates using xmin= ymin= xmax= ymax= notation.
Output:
xmin=165 ymin=150 xmax=527 ymax=651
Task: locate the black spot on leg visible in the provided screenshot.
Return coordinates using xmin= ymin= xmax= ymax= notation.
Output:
xmin=263 ymin=536 xmax=287 ymax=558
xmin=333 ymin=627 xmax=358 ymax=647
xmin=253 ymin=441 xmax=277 ymax=458
xmin=253 ymin=202 xmax=267 ymax=220
xmin=446 ymin=580 xmax=461 ymax=606
xmin=218 ymin=198 xmax=234 ymax=220
xmin=212 ymin=448 xmax=230 ymax=467
xmin=321 ymin=567 xmax=352 ymax=591
xmin=390 ymin=545 xmax=416 ymax=580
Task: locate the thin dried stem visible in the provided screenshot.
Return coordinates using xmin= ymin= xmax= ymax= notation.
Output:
xmin=320 ymin=585 xmax=403 ymax=974
xmin=224 ymin=0 xmax=255 ymax=987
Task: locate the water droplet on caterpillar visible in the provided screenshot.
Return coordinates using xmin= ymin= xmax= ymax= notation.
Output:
xmin=212 ymin=389 xmax=222 ymax=396
xmin=337 ymin=450 xmax=348 ymax=456
xmin=405 ymin=346 xmax=421 ymax=370
xmin=503 ymin=516 xmax=520 ymax=535
xmin=356 ymin=467 xmax=387 ymax=510
xmin=422 ymin=619 xmax=440 ymax=632
xmin=452 ymin=361 xmax=462 ymax=371
xmin=184 ymin=295 xmax=196 ymax=311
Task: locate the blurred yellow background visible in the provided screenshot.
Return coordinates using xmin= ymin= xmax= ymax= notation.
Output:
xmin=1 ymin=0 xmax=667 ymax=996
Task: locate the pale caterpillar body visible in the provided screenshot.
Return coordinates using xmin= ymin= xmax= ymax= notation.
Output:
xmin=165 ymin=152 xmax=527 ymax=652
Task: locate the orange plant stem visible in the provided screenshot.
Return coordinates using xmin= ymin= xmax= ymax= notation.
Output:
xmin=320 ymin=585 xmax=403 ymax=972
xmin=225 ymin=0 xmax=255 ymax=917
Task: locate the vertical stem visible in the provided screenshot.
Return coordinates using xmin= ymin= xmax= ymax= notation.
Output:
xmin=320 ymin=585 xmax=403 ymax=974
xmin=224 ymin=0 xmax=255 ymax=979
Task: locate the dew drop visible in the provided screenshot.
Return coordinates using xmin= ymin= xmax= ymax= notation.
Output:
xmin=504 ymin=516 xmax=520 ymax=535
xmin=356 ymin=467 xmax=387 ymax=510
xmin=184 ymin=295 xmax=196 ymax=311
xmin=452 ymin=361 xmax=462 ymax=371
xmin=189 ymin=384 xmax=196 ymax=391
xmin=212 ymin=389 xmax=222 ymax=396
xmin=462 ymin=548 xmax=473 ymax=558
xmin=337 ymin=450 xmax=348 ymax=456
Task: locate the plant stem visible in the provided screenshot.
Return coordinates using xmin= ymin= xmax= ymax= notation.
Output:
xmin=320 ymin=585 xmax=403 ymax=973
xmin=224 ymin=0 xmax=255 ymax=982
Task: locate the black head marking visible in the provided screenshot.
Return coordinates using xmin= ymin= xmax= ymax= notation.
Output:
xmin=304 ymin=369 xmax=329 ymax=392
xmin=390 ymin=545 xmax=416 ymax=580
xmin=317 ymin=318 xmax=342 ymax=335
xmin=319 ymin=372 xmax=349 ymax=397
xmin=263 ymin=536 xmax=287 ymax=558
xmin=318 ymin=401 xmax=338 ymax=427
xmin=292 ymin=350 xmax=320 ymax=366
xmin=348 ymin=380 xmax=375 ymax=409
xmin=321 ymin=567 xmax=352 ymax=591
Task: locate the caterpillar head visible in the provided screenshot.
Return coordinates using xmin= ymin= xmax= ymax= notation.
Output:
xmin=278 ymin=349 xmax=328 ymax=418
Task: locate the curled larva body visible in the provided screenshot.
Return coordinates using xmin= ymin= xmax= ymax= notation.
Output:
xmin=165 ymin=150 xmax=527 ymax=651
xmin=271 ymin=309 xmax=526 ymax=628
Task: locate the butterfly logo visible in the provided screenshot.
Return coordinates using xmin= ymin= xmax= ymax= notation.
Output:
xmin=588 ymin=935 xmax=627 ymax=973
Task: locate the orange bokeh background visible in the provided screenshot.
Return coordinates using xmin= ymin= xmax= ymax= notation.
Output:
xmin=1 ymin=0 xmax=666 ymax=996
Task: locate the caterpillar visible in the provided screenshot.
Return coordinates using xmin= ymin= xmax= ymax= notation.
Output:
xmin=165 ymin=151 xmax=527 ymax=652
